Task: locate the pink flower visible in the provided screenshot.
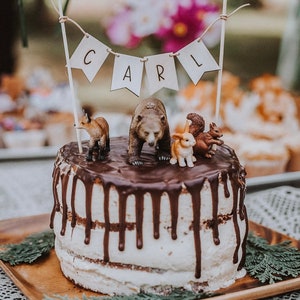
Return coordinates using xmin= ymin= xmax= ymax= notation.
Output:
xmin=155 ymin=0 xmax=220 ymax=53
xmin=106 ymin=9 xmax=141 ymax=48
xmin=104 ymin=0 xmax=220 ymax=51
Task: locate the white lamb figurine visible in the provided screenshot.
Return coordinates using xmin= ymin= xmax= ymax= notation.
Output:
xmin=170 ymin=121 xmax=196 ymax=167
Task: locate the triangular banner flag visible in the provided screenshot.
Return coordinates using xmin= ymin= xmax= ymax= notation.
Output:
xmin=69 ymin=35 xmax=109 ymax=82
xmin=111 ymin=54 xmax=144 ymax=97
xmin=177 ymin=40 xmax=220 ymax=85
xmin=144 ymin=53 xmax=178 ymax=95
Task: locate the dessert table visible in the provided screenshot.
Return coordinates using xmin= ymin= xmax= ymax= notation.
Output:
xmin=0 ymin=154 xmax=300 ymax=299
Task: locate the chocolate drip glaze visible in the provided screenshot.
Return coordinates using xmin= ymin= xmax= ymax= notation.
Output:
xmin=84 ymin=182 xmax=93 ymax=244
xmin=103 ymin=181 xmax=111 ymax=262
xmin=152 ymin=192 xmax=162 ymax=239
xmin=231 ymin=182 xmax=241 ymax=264
xmin=118 ymin=191 xmax=127 ymax=251
xmin=70 ymin=176 xmax=78 ymax=228
xmin=60 ymin=174 xmax=69 ymax=236
xmin=185 ymin=180 xmax=204 ymax=279
xmin=50 ymin=168 xmax=60 ymax=228
xmin=50 ymin=137 xmax=247 ymax=279
xmin=238 ymin=206 xmax=249 ymax=270
xmin=209 ymin=177 xmax=220 ymax=245
xmin=135 ymin=191 xmax=144 ymax=249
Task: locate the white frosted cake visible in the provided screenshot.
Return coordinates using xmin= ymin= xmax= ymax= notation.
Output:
xmin=50 ymin=134 xmax=248 ymax=295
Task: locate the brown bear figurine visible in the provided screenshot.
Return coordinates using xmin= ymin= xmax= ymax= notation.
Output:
xmin=128 ymin=98 xmax=171 ymax=166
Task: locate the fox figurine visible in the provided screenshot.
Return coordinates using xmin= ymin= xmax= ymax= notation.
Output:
xmin=77 ymin=113 xmax=110 ymax=161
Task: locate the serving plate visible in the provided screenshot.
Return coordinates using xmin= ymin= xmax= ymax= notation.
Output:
xmin=0 ymin=214 xmax=300 ymax=299
xmin=0 ymin=146 xmax=59 ymax=161
xmin=246 ymin=171 xmax=300 ymax=192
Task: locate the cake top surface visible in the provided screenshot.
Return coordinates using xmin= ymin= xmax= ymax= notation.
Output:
xmin=57 ymin=136 xmax=244 ymax=189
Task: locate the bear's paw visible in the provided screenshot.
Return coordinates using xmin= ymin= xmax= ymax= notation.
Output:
xmin=128 ymin=156 xmax=144 ymax=166
xmin=157 ymin=152 xmax=171 ymax=162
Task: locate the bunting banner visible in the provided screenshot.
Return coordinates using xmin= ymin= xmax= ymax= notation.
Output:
xmin=68 ymin=33 xmax=219 ymax=96
xmin=52 ymin=0 xmax=249 ymax=151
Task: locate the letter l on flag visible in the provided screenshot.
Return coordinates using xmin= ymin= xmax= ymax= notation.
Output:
xmin=177 ymin=39 xmax=220 ymax=85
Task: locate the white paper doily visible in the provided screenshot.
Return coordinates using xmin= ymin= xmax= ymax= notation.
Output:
xmin=245 ymin=186 xmax=300 ymax=241
xmin=245 ymin=186 xmax=300 ymax=300
xmin=0 ymin=268 xmax=27 ymax=299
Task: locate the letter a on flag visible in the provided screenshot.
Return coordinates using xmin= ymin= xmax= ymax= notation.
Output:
xmin=69 ymin=35 xmax=109 ymax=82
xmin=144 ymin=53 xmax=178 ymax=95
xmin=111 ymin=54 xmax=144 ymax=97
xmin=177 ymin=40 xmax=220 ymax=85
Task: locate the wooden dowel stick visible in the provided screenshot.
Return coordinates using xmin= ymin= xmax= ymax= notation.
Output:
xmin=215 ymin=0 xmax=227 ymax=124
xmin=57 ymin=0 xmax=82 ymax=153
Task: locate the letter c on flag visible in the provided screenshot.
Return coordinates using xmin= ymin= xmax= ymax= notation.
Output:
xmin=84 ymin=49 xmax=96 ymax=65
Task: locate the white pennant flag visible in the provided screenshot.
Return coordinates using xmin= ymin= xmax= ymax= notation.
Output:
xmin=111 ymin=54 xmax=144 ymax=97
xmin=69 ymin=35 xmax=109 ymax=82
xmin=177 ymin=40 xmax=220 ymax=85
xmin=144 ymin=53 xmax=178 ymax=95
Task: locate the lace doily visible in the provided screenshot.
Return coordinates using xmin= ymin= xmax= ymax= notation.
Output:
xmin=0 ymin=268 xmax=26 ymax=299
xmin=245 ymin=186 xmax=300 ymax=241
xmin=245 ymin=186 xmax=300 ymax=300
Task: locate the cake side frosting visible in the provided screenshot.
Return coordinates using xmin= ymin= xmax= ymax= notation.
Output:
xmin=50 ymin=137 xmax=248 ymax=295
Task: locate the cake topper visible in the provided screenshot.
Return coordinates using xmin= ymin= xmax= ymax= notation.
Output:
xmin=128 ymin=98 xmax=171 ymax=166
xmin=187 ymin=113 xmax=223 ymax=158
xmin=170 ymin=120 xmax=196 ymax=167
xmin=52 ymin=0 xmax=249 ymax=154
xmin=77 ymin=112 xmax=110 ymax=161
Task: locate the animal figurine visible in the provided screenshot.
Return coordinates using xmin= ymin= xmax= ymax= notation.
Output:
xmin=128 ymin=98 xmax=171 ymax=166
xmin=170 ymin=121 xmax=196 ymax=167
xmin=77 ymin=112 xmax=110 ymax=161
xmin=187 ymin=112 xmax=224 ymax=158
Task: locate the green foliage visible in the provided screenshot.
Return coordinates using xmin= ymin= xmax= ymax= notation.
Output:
xmin=0 ymin=230 xmax=55 ymax=265
xmin=2 ymin=229 xmax=300 ymax=299
xmin=245 ymin=232 xmax=300 ymax=284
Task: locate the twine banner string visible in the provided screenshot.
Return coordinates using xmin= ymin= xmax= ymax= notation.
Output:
xmin=51 ymin=1 xmax=249 ymax=62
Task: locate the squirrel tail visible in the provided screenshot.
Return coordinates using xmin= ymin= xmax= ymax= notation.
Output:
xmin=186 ymin=113 xmax=205 ymax=135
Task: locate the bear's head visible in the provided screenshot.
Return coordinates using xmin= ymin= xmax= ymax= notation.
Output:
xmin=136 ymin=114 xmax=166 ymax=147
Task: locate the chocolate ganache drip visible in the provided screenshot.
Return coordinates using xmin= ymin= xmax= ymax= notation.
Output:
xmin=50 ymin=137 xmax=248 ymax=279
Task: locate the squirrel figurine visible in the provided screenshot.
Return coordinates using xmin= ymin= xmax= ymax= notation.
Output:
xmin=186 ymin=113 xmax=224 ymax=158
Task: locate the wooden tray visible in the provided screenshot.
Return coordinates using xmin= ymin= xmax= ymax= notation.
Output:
xmin=0 ymin=214 xmax=300 ymax=300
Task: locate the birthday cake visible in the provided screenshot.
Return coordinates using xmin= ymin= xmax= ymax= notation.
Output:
xmin=50 ymin=98 xmax=248 ymax=296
